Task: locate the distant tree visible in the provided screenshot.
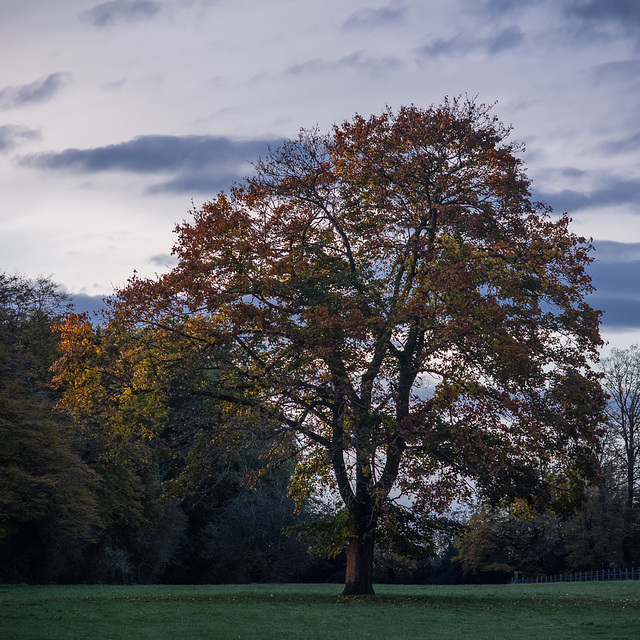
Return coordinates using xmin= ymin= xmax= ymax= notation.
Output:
xmin=453 ymin=506 xmax=520 ymax=579
xmin=413 ymin=538 xmax=464 ymax=585
xmin=0 ymin=272 xmax=73 ymax=390
xmin=49 ymin=313 xmax=173 ymax=582
xmin=601 ymin=345 xmax=640 ymax=511
xmin=196 ymin=467 xmax=313 ymax=584
xmin=51 ymin=312 xmax=309 ymax=584
xmin=453 ymin=485 xmax=628 ymax=580
xmin=563 ymin=481 xmax=626 ymax=571
xmin=453 ymin=503 xmax=569 ymax=581
xmin=0 ymin=367 xmax=101 ymax=582
xmin=105 ymin=98 xmax=604 ymax=594
xmin=600 ymin=345 xmax=640 ymax=563
xmin=0 ymin=273 xmax=99 ymax=582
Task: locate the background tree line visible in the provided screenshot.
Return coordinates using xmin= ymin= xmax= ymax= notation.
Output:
xmin=0 ymin=272 xmax=332 ymax=584
xmin=2 ymin=101 xmax=637 ymax=588
xmin=1 ymin=271 xmax=639 ymax=585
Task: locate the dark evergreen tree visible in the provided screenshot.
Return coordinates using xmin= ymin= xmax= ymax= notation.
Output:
xmin=0 ymin=273 xmax=100 ymax=582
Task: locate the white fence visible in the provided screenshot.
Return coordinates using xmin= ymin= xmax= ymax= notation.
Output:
xmin=511 ymin=567 xmax=640 ymax=584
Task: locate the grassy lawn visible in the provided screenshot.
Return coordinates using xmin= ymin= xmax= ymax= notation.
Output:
xmin=1 ymin=582 xmax=639 ymax=639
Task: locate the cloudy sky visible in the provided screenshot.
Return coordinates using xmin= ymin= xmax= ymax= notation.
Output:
xmin=1 ymin=0 xmax=639 ymax=350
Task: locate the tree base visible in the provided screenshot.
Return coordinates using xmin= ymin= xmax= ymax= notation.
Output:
xmin=342 ymin=582 xmax=375 ymax=596
xmin=342 ymin=532 xmax=375 ymax=595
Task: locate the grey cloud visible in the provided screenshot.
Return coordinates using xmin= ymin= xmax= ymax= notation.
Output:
xmin=470 ymin=0 xmax=541 ymax=15
xmin=0 ymin=73 xmax=71 ymax=110
xmin=342 ymin=5 xmax=405 ymax=30
xmin=21 ymin=134 xmax=283 ymax=195
xmin=103 ymin=78 xmax=128 ymax=92
xmin=588 ymin=242 xmax=640 ymax=329
xmin=488 ymin=26 xmax=525 ymax=53
xmin=70 ymin=293 xmax=108 ymax=318
xmin=592 ymin=241 xmax=640 ymax=263
xmin=562 ymin=0 xmax=640 ymax=43
xmin=536 ymin=176 xmax=640 ymax=213
xmin=418 ymin=26 xmax=525 ymax=58
xmin=339 ymin=51 xmax=402 ymax=73
xmin=81 ymin=1 xmax=160 ymax=28
xmin=148 ymin=253 xmax=178 ymax=267
xmin=287 ymin=51 xmax=401 ymax=77
xmin=591 ymin=58 xmax=640 ymax=82
xmin=565 ymin=0 xmax=640 ymax=25
xmin=287 ymin=59 xmax=328 ymax=76
xmin=418 ymin=33 xmax=468 ymax=57
xmin=600 ymin=130 xmax=640 ymax=155
xmin=590 ymin=293 xmax=640 ymax=329
xmin=560 ymin=167 xmax=588 ymax=179
xmin=146 ymin=170 xmax=254 ymax=195
xmin=21 ymin=135 xmax=273 ymax=173
xmin=0 ymin=125 xmax=40 ymax=152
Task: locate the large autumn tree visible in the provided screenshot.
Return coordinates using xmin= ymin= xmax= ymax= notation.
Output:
xmin=111 ymin=98 xmax=605 ymax=594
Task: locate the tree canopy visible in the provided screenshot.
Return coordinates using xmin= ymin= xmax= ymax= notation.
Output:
xmin=83 ymin=98 xmax=605 ymax=594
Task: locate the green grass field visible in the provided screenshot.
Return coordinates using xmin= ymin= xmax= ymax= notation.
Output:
xmin=1 ymin=582 xmax=639 ymax=639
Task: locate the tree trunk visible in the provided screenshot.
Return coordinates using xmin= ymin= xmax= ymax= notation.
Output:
xmin=622 ymin=459 xmax=635 ymax=565
xmin=343 ymin=530 xmax=375 ymax=595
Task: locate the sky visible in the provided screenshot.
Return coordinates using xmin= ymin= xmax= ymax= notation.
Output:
xmin=1 ymin=0 xmax=640 ymax=352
